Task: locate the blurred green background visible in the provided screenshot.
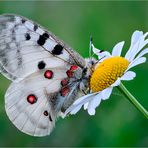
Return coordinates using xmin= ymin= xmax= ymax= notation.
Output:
xmin=0 ymin=1 xmax=148 ymax=147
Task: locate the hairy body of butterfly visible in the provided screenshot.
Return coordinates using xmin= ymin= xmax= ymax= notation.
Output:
xmin=0 ymin=14 xmax=98 ymax=137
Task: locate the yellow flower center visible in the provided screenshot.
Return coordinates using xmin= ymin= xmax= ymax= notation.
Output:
xmin=90 ymin=56 xmax=130 ymax=92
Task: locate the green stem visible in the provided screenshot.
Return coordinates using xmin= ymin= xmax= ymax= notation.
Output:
xmin=117 ymin=82 xmax=148 ymax=119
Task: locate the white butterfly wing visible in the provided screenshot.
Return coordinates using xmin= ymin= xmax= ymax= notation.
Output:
xmin=0 ymin=14 xmax=86 ymax=136
xmin=5 ymin=68 xmax=68 ymax=136
xmin=0 ymin=14 xmax=85 ymax=81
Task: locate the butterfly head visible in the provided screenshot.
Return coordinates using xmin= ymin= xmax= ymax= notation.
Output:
xmin=84 ymin=58 xmax=98 ymax=77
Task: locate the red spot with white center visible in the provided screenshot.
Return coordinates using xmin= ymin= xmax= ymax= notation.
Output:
xmin=61 ymin=78 xmax=69 ymax=86
xmin=27 ymin=94 xmax=37 ymax=104
xmin=44 ymin=70 xmax=53 ymax=79
xmin=61 ymin=86 xmax=70 ymax=97
xmin=70 ymin=65 xmax=78 ymax=71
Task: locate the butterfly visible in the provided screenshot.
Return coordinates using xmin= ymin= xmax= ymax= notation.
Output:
xmin=0 ymin=14 xmax=106 ymax=137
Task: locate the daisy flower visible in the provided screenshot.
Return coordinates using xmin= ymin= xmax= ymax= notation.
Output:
xmin=65 ymin=30 xmax=148 ymax=116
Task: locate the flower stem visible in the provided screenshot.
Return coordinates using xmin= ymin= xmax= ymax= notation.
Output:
xmin=117 ymin=82 xmax=148 ymax=119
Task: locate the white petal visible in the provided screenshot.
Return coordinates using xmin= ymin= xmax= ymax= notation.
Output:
xmin=131 ymin=31 xmax=143 ymax=46
xmin=125 ymin=31 xmax=144 ymax=61
xmin=138 ymin=38 xmax=148 ymax=51
xmin=73 ymin=93 xmax=94 ymax=105
xmin=84 ymin=102 xmax=89 ymax=110
xmin=92 ymin=44 xmax=101 ymax=55
xmin=125 ymin=32 xmax=148 ymax=62
xmin=64 ymin=93 xmax=95 ymax=116
xmin=98 ymin=55 xmax=109 ymax=62
xmin=125 ymin=38 xmax=141 ymax=61
xmin=98 ymin=51 xmax=111 ymax=59
xmin=88 ymin=108 xmax=95 ymax=115
xmin=70 ymin=105 xmax=82 ymax=115
xmin=112 ymin=41 xmax=124 ymax=56
xmin=111 ymin=78 xmax=121 ymax=87
xmin=91 ymin=93 xmax=102 ymax=108
xmin=143 ymin=32 xmax=148 ymax=38
xmin=127 ymin=57 xmax=146 ymax=70
xmin=129 ymin=38 xmax=148 ymax=61
xmin=120 ymin=71 xmax=136 ymax=81
xmin=92 ymin=44 xmax=111 ymax=58
xmin=87 ymin=93 xmax=101 ymax=111
xmin=134 ymin=48 xmax=148 ymax=61
xmin=101 ymin=87 xmax=113 ymax=100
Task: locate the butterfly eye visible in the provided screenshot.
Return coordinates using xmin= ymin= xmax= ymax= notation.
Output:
xmin=27 ymin=94 xmax=37 ymax=104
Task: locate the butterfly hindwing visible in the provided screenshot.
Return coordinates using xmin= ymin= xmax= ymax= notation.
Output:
xmin=5 ymin=67 xmax=69 ymax=136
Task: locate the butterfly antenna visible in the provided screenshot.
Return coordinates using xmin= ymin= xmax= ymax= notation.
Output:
xmin=88 ymin=35 xmax=95 ymax=73
xmin=89 ymin=35 xmax=93 ymax=58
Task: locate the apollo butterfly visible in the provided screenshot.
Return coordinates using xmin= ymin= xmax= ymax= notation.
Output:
xmin=0 ymin=14 xmax=102 ymax=137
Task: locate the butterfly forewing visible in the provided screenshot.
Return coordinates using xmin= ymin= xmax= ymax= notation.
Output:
xmin=0 ymin=14 xmax=85 ymax=80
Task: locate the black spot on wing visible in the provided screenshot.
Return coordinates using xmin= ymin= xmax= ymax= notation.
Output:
xmin=49 ymin=114 xmax=53 ymax=122
xmin=21 ymin=19 xmax=26 ymax=24
xmin=52 ymin=44 xmax=63 ymax=55
xmin=38 ymin=61 xmax=46 ymax=70
xmin=34 ymin=24 xmax=38 ymax=31
xmin=43 ymin=110 xmax=49 ymax=116
xmin=17 ymin=49 xmax=23 ymax=67
xmin=25 ymin=33 xmax=31 ymax=40
xmin=37 ymin=32 xmax=49 ymax=46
